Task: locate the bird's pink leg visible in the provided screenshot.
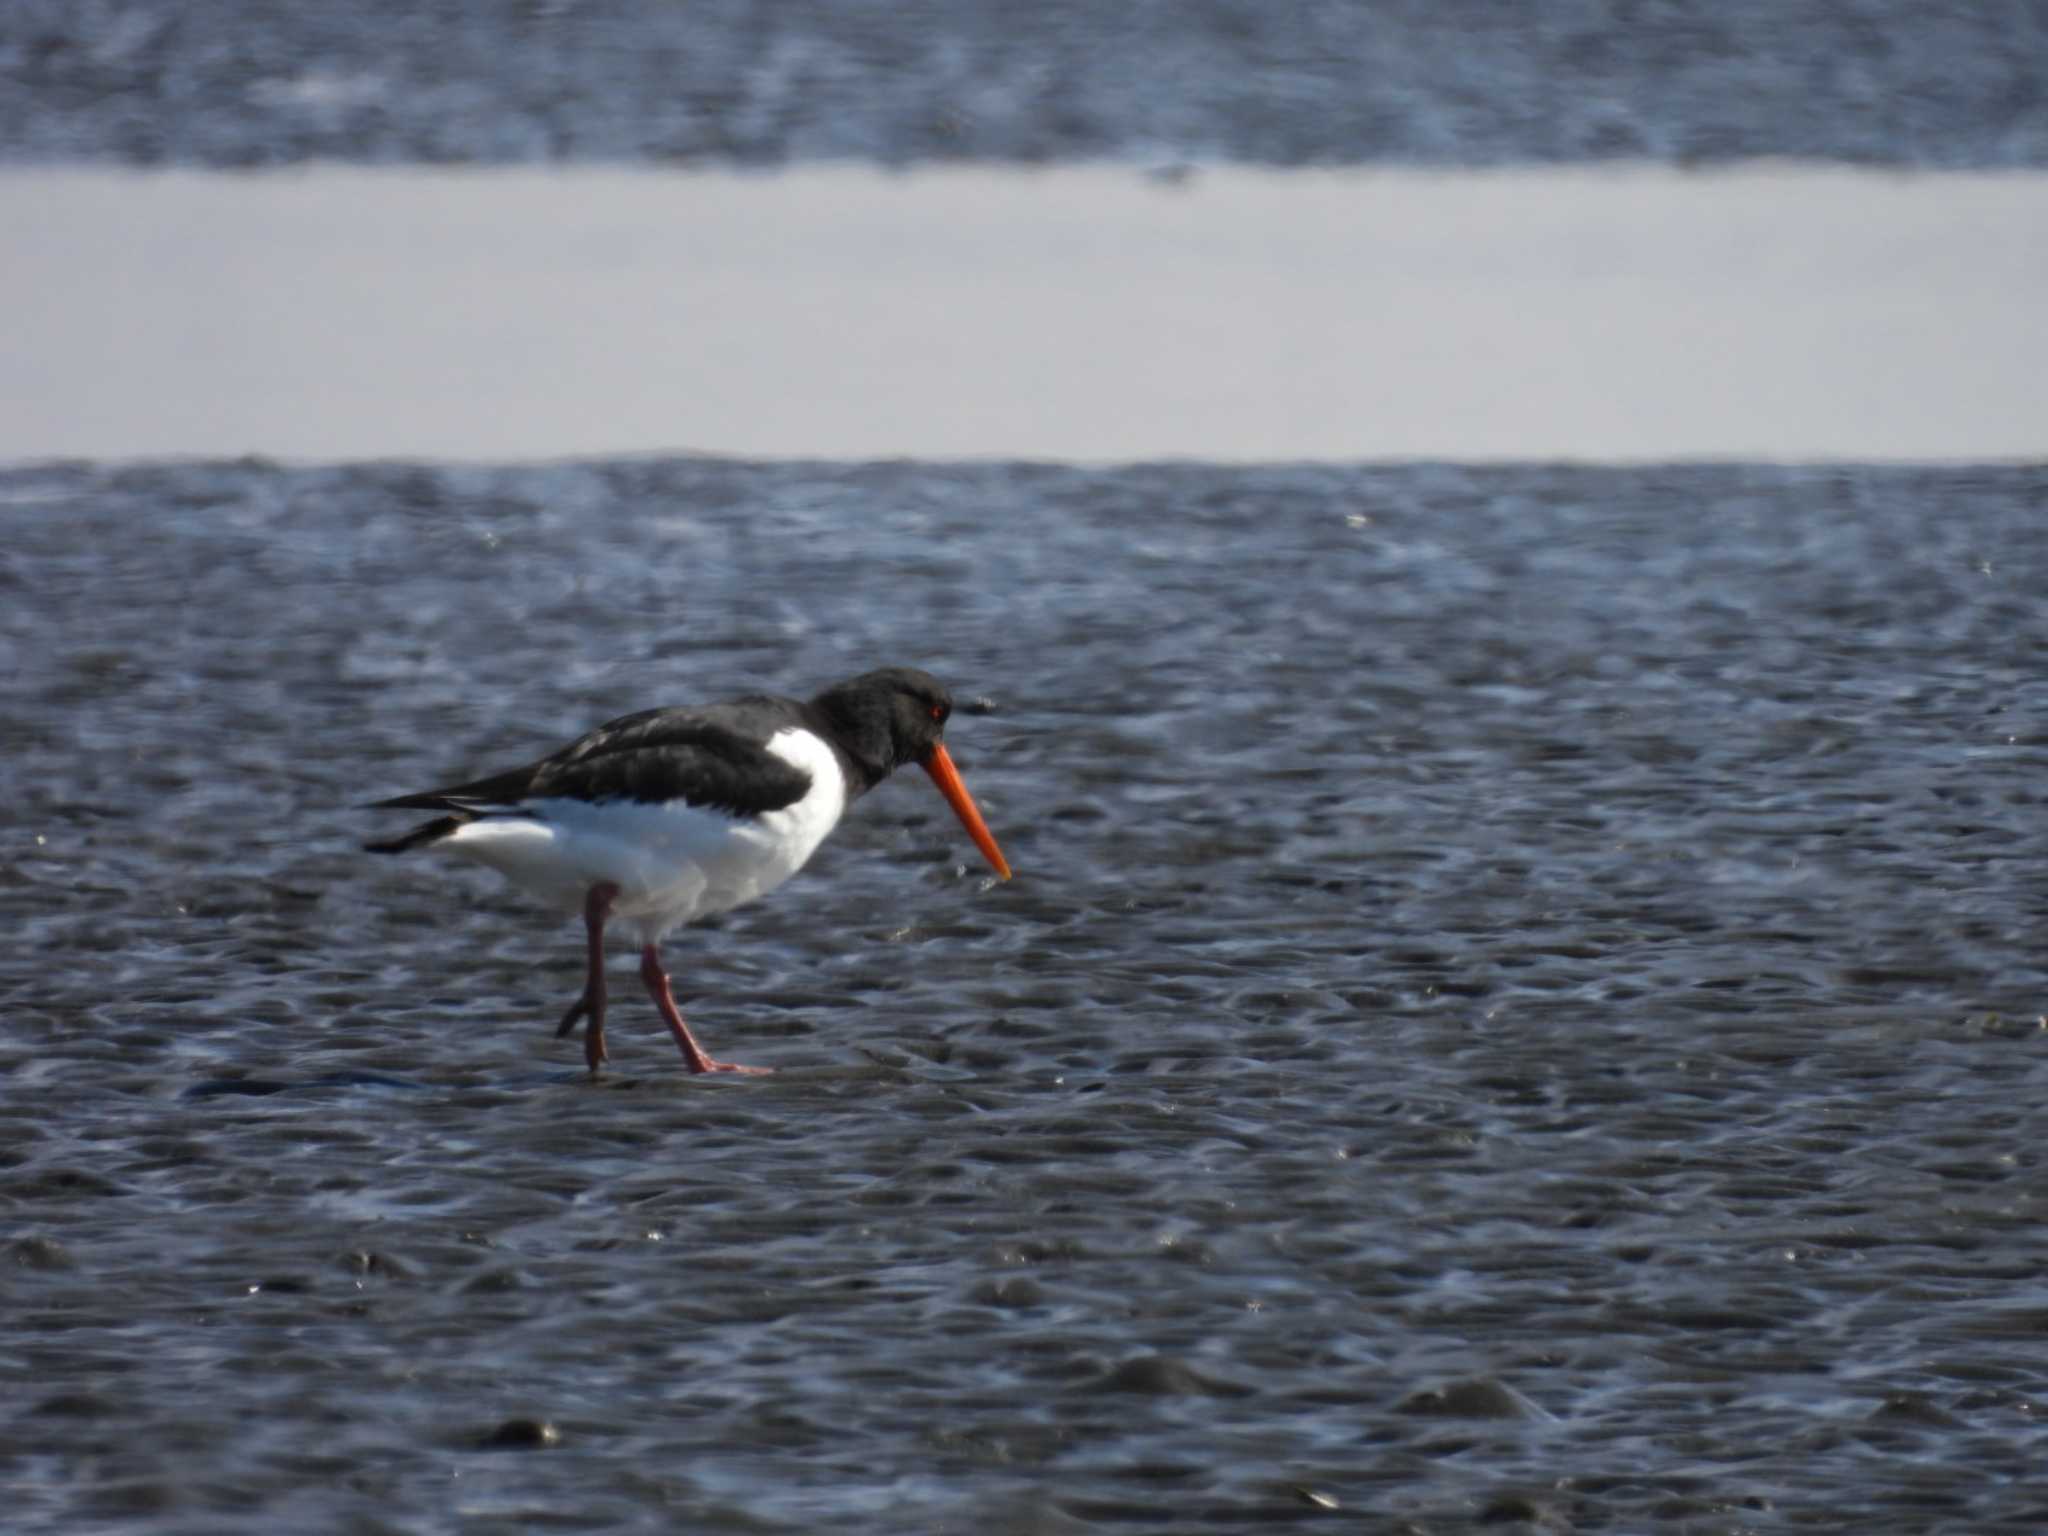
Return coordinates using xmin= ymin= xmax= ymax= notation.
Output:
xmin=639 ymin=944 xmax=771 ymax=1076
xmin=554 ymin=882 xmax=621 ymax=1074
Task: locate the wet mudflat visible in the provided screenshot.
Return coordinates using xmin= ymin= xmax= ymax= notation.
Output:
xmin=5 ymin=457 xmax=2048 ymax=1532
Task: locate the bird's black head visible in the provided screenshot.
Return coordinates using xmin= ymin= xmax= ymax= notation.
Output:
xmin=810 ymin=665 xmax=1012 ymax=881
xmin=810 ymin=666 xmax=955 ymax=789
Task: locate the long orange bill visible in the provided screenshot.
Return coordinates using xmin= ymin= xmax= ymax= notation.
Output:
xmin=921 ymin=742 xmax=1012 ymax=881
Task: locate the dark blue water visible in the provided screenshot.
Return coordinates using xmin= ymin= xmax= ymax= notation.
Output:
xmin=6 ymin=458 xmax=2048 ymax=1531
xmin=4 ymin=2 xmax=2045 ymax=169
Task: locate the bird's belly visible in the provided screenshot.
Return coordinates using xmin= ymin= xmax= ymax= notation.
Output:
xmin=609 ymin=805 xmax=817 ymax=926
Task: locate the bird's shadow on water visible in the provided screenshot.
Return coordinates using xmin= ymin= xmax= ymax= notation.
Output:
xmin=570 ymin=1059 xmax=916 ymax=1092
xmin=179 ymin=1060 xmax=914 ymax=1100
xmin=183 ymin=1070 xmax=433 ymax=1100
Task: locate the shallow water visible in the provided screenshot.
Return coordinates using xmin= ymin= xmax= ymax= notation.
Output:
xmin=6 ymin=457 xmax=2048 ymax=1532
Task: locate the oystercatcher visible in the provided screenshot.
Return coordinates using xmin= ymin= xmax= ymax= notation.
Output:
xmin=364 ymin=667 xmax=1011 ymax=1075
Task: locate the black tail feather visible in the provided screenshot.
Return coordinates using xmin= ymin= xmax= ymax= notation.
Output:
xmin=363 ymin=815 xmax=466 ymax=854
xmin=364 ymin=791 xmax=477 ymax=813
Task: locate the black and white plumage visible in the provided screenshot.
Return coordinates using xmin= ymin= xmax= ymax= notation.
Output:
xmin=364 ymin=667 xmax=1011 ymax=1075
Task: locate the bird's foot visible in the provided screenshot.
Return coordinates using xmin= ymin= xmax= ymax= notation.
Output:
xmin=555 ymin=994 xmax=608 ymax=1070
xmin=554 ymin=994 xmax=591 ymax=1039
xmin=689 ymin=1057 xmax=773 ymax=1077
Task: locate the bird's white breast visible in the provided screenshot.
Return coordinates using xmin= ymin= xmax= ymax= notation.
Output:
xmin=740 ymin=726 xmax=851 ymax=894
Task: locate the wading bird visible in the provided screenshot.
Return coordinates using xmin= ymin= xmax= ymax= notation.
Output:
xmin=365 ymin=667 xmax=1010 ymax=1074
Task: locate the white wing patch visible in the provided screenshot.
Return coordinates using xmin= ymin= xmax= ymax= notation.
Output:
xmin=437 ymin=725 xmax=849 ymax=944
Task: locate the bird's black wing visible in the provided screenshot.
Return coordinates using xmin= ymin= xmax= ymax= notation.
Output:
xmin=370 ymin=704 xmax=814 ymax=819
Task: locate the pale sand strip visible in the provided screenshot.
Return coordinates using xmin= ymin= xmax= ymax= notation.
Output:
xmin=5 ymin=165 xmax=2043 ymax=461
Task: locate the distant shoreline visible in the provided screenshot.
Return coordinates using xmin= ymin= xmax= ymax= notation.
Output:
xmin=6 ymin=2 xmax=2043 ymax=172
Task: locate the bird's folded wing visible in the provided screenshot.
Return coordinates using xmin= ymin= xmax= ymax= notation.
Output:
xmin=374 ymin=711 xmax=816 ymax=818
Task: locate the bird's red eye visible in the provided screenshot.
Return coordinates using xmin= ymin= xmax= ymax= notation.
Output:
xmin=929 ymin=704 xmax=945 ymax=722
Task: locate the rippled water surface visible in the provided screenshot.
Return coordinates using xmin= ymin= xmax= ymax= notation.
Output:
xmin=6 ymin=459 xmax=2048 ymax=1532
xmin=6 ymin=2 xmax=2045 ymax=169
